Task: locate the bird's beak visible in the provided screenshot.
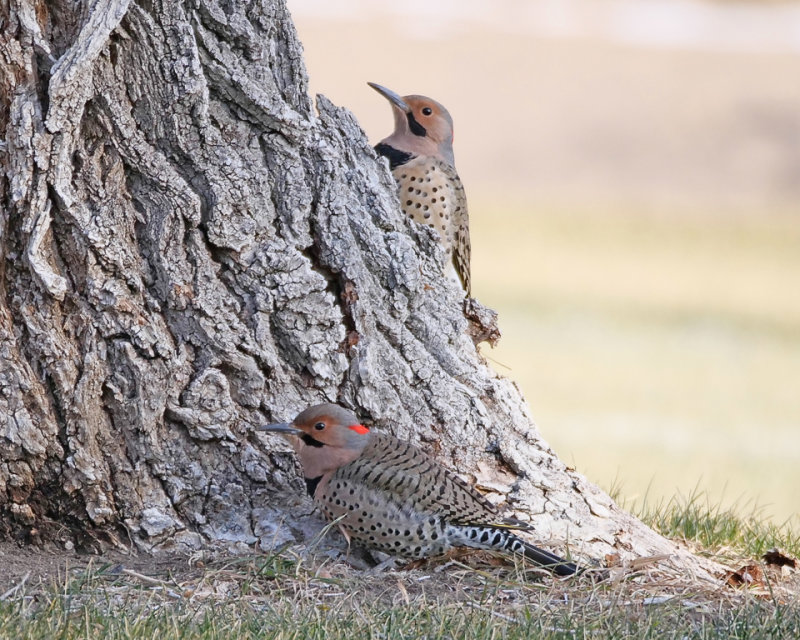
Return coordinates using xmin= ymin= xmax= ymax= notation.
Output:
xmin=368 ymin=82 xmax=410 ymax=113
xmin=256 ymin=422 xmax=303 ymax=436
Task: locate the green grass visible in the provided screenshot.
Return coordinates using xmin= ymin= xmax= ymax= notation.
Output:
xmin=1 ymin=598 xmax=798 ymax=640
xmin=628 ymin=488 xmax=800 ymax=562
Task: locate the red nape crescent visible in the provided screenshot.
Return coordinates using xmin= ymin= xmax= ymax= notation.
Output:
xmin=348 ymin=424 xmax=369 ymax=435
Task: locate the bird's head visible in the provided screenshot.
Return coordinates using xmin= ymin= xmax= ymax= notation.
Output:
xmin=257 ymin=404 xmax=371 ymax=478
xmin=369 ymin=82 xmax=455 ymax=165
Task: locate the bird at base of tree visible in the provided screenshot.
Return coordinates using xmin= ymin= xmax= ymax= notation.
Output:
xmin=257 ymin=403 xmax=581 ymax=577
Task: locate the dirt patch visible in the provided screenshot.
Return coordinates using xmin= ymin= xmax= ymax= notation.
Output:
xmin=0 ymin=541 xmax=195 ymax=594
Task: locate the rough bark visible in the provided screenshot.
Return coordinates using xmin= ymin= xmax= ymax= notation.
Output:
xmin=0 ymin=0 xmax=720 ymax=580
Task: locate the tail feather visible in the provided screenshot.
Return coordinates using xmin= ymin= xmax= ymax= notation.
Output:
xmin=454 ymin=525 xmax=579 ymax=576
xmin=512 ymin=536 xmax=579 ymax=577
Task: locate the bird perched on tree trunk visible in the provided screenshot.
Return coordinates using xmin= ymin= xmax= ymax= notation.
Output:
xmin=258 ymin=403 xmax=578 ymax=576
xmin=368 ymin=82 xmax=472 ymax=296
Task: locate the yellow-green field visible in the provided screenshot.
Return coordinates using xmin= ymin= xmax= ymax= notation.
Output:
xmin=471 ymin=200 xmax=800 ymax=525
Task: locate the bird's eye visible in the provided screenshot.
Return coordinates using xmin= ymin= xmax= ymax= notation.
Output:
xmin=314 ymin=422 xmax=325 ymax=431
xmin=421 ymin=107 xmax=433 ymax=116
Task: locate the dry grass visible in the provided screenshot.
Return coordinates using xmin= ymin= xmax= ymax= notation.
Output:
xmin=0 ymin=539 xmax=798 ymax=639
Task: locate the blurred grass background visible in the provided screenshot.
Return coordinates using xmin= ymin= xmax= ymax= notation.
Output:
xmin=288 ymin=0 xmax=800 ymax=525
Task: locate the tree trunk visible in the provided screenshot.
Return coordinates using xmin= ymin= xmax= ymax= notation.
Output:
xmin=0 ymin=0 xmax=719 ymax=579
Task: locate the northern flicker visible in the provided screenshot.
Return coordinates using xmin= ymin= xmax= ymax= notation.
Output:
xmin=368 ymin=82 xmax=471 ymax=296
xmin=258 ymin=403 xmax=578 ymax=576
